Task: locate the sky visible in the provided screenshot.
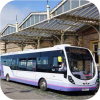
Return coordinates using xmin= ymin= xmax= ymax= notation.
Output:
xmin=0 ymin=0 xmax=61 ymax=31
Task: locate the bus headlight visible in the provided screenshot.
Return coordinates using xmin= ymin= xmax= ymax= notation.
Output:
xmin=68 ymin=75 xmax=75 ymax=84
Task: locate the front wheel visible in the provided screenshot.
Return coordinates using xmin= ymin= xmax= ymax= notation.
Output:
xmin=39 ymin=79 xmax=47 ymax=91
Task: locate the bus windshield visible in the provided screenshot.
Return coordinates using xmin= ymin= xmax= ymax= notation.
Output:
xmin=65 ymin=47 xmax=96 ymax=80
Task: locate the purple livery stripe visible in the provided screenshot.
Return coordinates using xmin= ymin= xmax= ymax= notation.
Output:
xmin=1 ymin=76 xmax=97 ymax=92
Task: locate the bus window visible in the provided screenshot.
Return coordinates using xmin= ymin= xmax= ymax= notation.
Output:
xmin=66 ymin=47 xmax=96 ymax=80
xmin=52 ymin=56 xmax=67 ymax=73
xmin=37 ymin=57 xmax=49 ymax=72
xmin=41 ymin=57 xmax=48 ymax=65
xmin=53 ymin=57 xmax=58 ymax=67
xmin=27 ymin=58 xmax=36 ymax=71
xmin=1 ymin=58 xmax=6 ymax=66
xmin=18 ymin=59 xmax=27 ymax=71
xmin=3 ymin=61 xmax=6 ymax=66
xmin=12 ymin=59 xmax=17 ymax=70
xmin=6 ymin=59 xmax=12 ymax=67
xmin=37 ymin=57 xmax=48 ymax=65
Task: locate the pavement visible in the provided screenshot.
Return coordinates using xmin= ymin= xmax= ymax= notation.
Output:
xmin=0 ymin=79 xmax=98 ymax=100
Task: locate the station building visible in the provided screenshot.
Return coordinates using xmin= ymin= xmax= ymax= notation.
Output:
xmin=0 ymin=0 xmax=99 ymax=69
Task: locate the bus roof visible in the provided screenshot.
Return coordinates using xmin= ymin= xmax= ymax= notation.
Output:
xmin=0 ymin=44 xmax=88 ymax=56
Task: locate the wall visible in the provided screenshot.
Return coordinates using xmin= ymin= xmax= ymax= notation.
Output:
xmin=64 ymin=36 xmax=78 ymax=46
xmin=82 ymin=28 xmax=99 ymax=49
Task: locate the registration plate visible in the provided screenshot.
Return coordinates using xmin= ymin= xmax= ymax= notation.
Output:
xmin=82 ymin=89 xmax=89 ymax=91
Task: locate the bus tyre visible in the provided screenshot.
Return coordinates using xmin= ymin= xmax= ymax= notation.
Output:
xmin=6 ymin=74 xmax=10 ymax=82
xmin=39 ymin=79 xmax=47 ymax=91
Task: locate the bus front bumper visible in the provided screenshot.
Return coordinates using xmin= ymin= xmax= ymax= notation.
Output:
xmin=47 ymin=83 xmax=98 ymax=92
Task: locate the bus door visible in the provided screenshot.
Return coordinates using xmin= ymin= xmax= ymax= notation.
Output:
xmin=50 ymin=50 xmax=67 ymax=81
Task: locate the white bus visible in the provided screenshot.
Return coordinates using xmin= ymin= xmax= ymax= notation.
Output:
xmin=0 ymin=44 xmax=98 ymax=92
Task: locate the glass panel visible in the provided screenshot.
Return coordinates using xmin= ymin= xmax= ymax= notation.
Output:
xmin=40 ymin=15 xmax=44 ymax=21
xmin=27 ymin=17 xmax=30 ymax=27
xmin=37 ymin=57 xmax=48 ymax=65
xmin=23 ymin=22 xmax=26 ymax=28
xmin=66 ymin=47 xmax=96 ymax=80
xmin=64 ymin=0 xmax=70 ymax=12
xmin=37 ymin=57 xmax=41 ymax=64
xmin=19 ymin=59 xmax=26 ymax=70
xmin=6 ymin=59 xmax=12 ymax=66
xmin=53 ymin=11 xmax=57 ymax=16
xmin=14 ymin=28 xmax=16 ymax=32
xmin=41 ymin=57 xmax=48 ymax=65
xmin=44 ymin=15 xmax=47 ymax=19
xmin=11 ymin=27 xmax=13 ymax=33
xmin=81 ymin=0 xmax=89 ymax=6
xmin=95 ymin=52 xmax=99 ymax=63
xmin=12 ymin=59 xmax=17 ymax=70
xmin=57 ymin=5 xmax=62 ymax=14
xmin=1 ymin=59 xmax=6 ymax=65
xmin=35 ymin=15 xmax=39 ymax=23
xmin=8 ymin=27 xmax=11 ymax=34
xmin=53 ymin=57 xmax=58 ymax=67
xmin=94 ymin=44 xmax=98 ymax=51
xmin=52 ymin=56 xmax=67 ymax=73
xmin=93 ymin=44 xmax=98 ymax=63
xmin=31 ymin=15 xmax=34 ymax=25
xmin=72 ymin=0 xmax=79 ymax=9
xmin=27 ymin=59 xmax=36 ymax=71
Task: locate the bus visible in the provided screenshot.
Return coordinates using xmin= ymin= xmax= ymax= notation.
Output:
xmin=0 ymin=44 xmax=98 ymax=92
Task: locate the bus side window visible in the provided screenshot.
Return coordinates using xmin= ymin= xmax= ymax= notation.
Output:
xmin=6 ymin=59 xmax=12 ymax=67
xmin=37 ymin=57 xmax=48 ymax=65
xmin=27 ymin=58 xmax=36 ymax=71
xmin=18 ymin=59 xmax=27 ymax=71
xmin=1 ymin=58 xmax=6 ymax=66
xmin=12 ymin=59 xmax=17 ymax=70
xmin=3 ymin=61 xmax=6 ymax=66
xmin=53 ymin=57 xmax=62 ymax=67
xmin=53 ymin=57 xmax=58 ymax=67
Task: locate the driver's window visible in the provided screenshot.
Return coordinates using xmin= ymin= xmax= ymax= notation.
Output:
xmin=52 ymin=56 xmax=66 ymax=73
xmin=53 ymin=57 xmax=62 ymax=67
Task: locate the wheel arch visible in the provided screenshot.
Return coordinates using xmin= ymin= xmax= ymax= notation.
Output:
xmin=38 ymin=77 xmax=47 ymax=86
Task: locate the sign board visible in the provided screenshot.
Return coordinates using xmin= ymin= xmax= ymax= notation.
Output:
xmin=98 ymin=48 xmax=100 ymax=56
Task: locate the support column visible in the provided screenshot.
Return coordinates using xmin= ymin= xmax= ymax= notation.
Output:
xmin=21 ymin=42 xmax=24 ymax=51
xmin=0 ymin=41 xmax=6 ymax=54
xmin=37 ymin=38 xmax=40 ymax=49
xmin=78 ymin=36 xmax=83 ymax=47
xmin=53 ymin=40 xmax=57 ymax=46
xmin=61 ymin=32 xmax=64 ymax=44
xmin=5 ymin=42 xmax=7 ymax=53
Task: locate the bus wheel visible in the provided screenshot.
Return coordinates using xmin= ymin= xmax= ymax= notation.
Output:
xmin=39 ymin=79 xmax=47 ymax=91
xmin=6 ymin=74 xmax=10 ymax=82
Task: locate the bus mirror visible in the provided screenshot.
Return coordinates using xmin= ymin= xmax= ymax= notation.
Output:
xmin=58 ymin=56 xmax=62 ymax=62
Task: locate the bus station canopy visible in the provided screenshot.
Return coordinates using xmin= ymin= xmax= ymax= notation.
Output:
xmin=1 ymin=3 xmax=99 ymax=43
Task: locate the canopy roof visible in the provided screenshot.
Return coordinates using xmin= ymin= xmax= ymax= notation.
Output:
xmin=1 ymin=3 xmax=99 ymax=43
